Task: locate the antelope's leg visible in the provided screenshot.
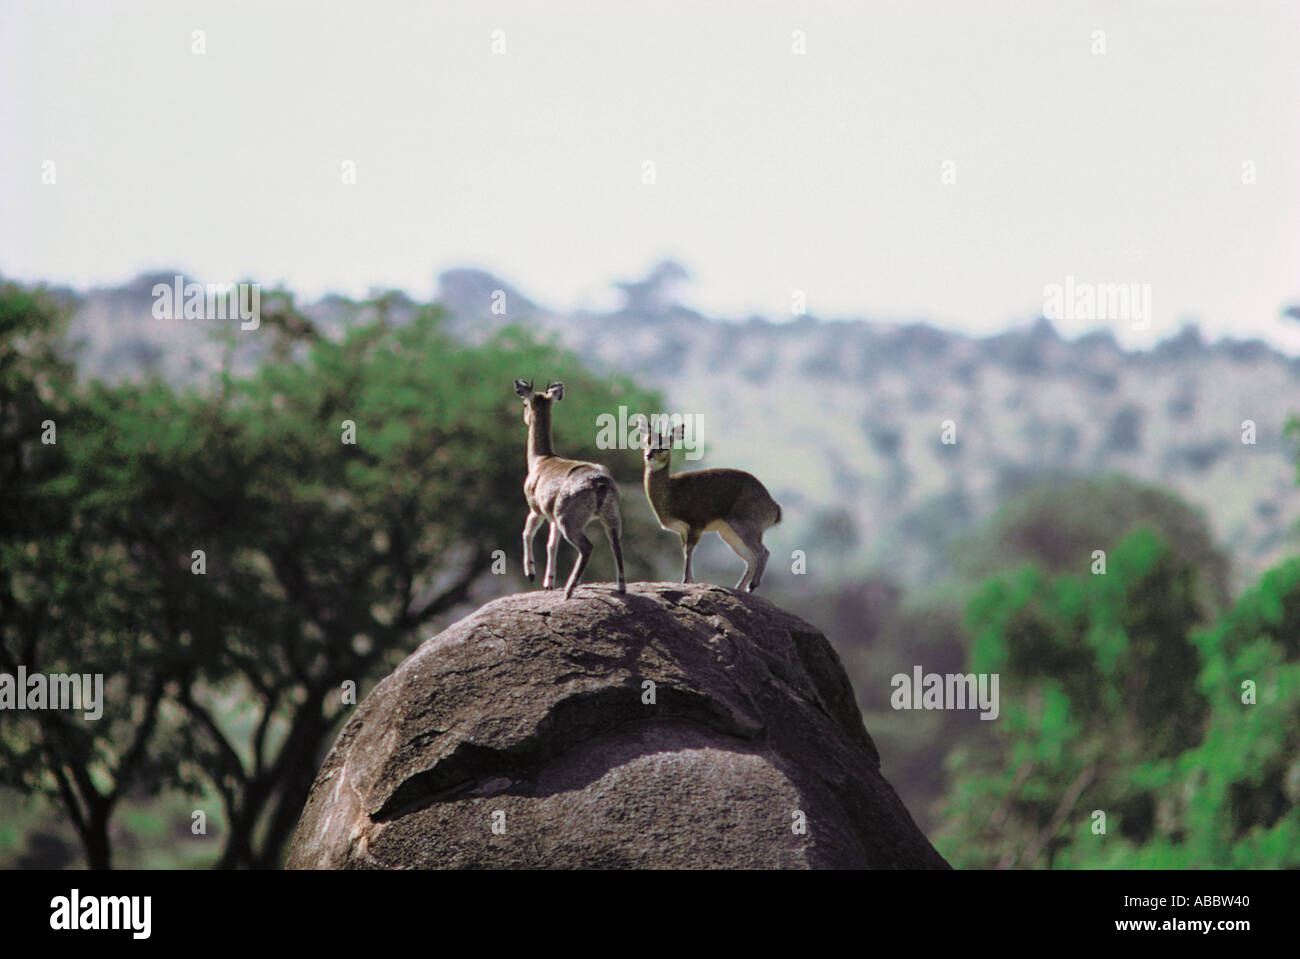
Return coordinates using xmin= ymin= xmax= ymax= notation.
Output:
xmin=737 ymin=526 xmax=770 ymax=592
xmin=599 ymin=495 xmax=626 ymax=593
xmin=543 ymin=520 xmax=561 ymax=589
xmin=606 ymin=524 xmax=627 ymax=593
xmin=682 ymin=528 xmax=702 ymax=583
xmin=558 ymin=515 xmax=594 ymax=599
xmin=522 ymin=511 xmax=544 ymax=581
xmin=716 ymin=522 xmax=759 ymax=591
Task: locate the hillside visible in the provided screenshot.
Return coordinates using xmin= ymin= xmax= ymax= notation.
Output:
xmin=35 ymin=264 xmax=1300 ymax=589
xmin=438 ymin=266 xmax=1300 ymax=588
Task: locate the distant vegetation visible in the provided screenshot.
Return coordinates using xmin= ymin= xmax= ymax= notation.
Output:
xmin=42 ymin=263 xmax=1300 ymax=590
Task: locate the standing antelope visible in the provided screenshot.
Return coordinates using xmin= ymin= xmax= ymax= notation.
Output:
xmin=515 ymin=379 xmax=626 ymax=598
xmin=639 ymin=420 xmax=782 ymax=592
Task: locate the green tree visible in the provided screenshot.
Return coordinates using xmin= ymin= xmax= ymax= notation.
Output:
xmin=1 ymin=286 xmax=664 ymax=868
xmin=1163 ymin=559 xmax=1300 ymax=867
xmin=951 ymin=474 xmax=1232 ymax=611
xmin=1 ymin=283 xmax=187 ymax=870
xmin=936 ymin=527 xmax=1213 ymax=868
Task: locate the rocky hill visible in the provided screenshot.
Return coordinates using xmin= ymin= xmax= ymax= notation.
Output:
xmin=286 ymin=583 xmax=949 ymax=869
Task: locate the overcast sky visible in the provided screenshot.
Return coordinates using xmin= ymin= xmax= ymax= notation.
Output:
xmin=2 ymin=0 xmax=1298 ymax=350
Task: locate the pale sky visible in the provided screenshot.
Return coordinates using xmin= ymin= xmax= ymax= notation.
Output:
xmin=2 ymin=0 xmax=1298 ymax=350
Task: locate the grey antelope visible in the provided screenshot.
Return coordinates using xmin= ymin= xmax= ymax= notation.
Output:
xmin=515 ymin=379 xmax=626 ymax=598
xmin=639 ymin=421 xmax=782 ymax=592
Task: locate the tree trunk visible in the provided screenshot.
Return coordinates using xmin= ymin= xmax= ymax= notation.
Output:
xmin=216 ymin=807 xmax=256 ymax=870
xmin=256 ymin=723 xmax=326 ymax=867
xmin=82 ymin=806 xmax=113 ymax=870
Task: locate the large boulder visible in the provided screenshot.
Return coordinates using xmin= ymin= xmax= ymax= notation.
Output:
xmin=286 ymin=582 xmax=950 ymax=869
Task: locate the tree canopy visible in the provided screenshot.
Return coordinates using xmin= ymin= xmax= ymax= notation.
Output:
xmin=0 ymin=284 xmax=663 ymax=867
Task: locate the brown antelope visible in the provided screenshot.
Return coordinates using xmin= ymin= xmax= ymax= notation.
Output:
xmin=515 ymin=379 xmax=626 ymax=598
xmin=639 ymin=420 xmax=782 ymax=592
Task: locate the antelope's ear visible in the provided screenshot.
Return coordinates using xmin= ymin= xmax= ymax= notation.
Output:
xmin=635 ymin=415 xmax=651 ymax=442
xmin=547 ymin=381 xmax=564 ymax=401
xmin=514 ymin=379 xmax=533 ymax=398
xmin=671 ymin=423 xmax=686 ymax=444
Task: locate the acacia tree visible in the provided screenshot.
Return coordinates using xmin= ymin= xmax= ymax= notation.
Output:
xmin=1 ymin=286 xmax=663 ymax=868
xmin=0 ymin=284 xmax=196 ymax=869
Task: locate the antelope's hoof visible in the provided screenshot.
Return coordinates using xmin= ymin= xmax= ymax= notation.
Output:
xmin=525 ymin=571 xmax=535 ymax=582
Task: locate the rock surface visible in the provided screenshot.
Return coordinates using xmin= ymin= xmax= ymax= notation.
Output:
xmin=286 ymin=582 xmax=950 ymax=869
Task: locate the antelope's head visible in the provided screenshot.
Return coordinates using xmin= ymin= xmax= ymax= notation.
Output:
xmin=637 ymin=417 xmax=683 ymax=471
xmin=514 ymin=378 xmax=564 ymax=427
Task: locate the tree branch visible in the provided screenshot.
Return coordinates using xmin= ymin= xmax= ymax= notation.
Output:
xmin=107 ymin=676 xmax=167 ymax=806
xmin=404 ymin=549 xmax=487 ymax=627
xmin=1015 ymin=761 xmax=1099 ymax=869
xmin=177 ymin=688 xmax=249 ymax=789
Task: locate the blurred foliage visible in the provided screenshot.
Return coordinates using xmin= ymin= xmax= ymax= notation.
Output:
xmin=779 ymin=473 xmax=1237 ymax=840
xmin=951 ymin=474 xmax=1232 ymax=611
xmin=935 ymin=527 xmax=1300 ymax=868
xmin=1 ymin=283 xmax=663 ymax=868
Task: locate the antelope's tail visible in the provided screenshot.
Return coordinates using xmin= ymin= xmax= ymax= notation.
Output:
xmin=593 ymin=474 xmax=614 ymax=511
